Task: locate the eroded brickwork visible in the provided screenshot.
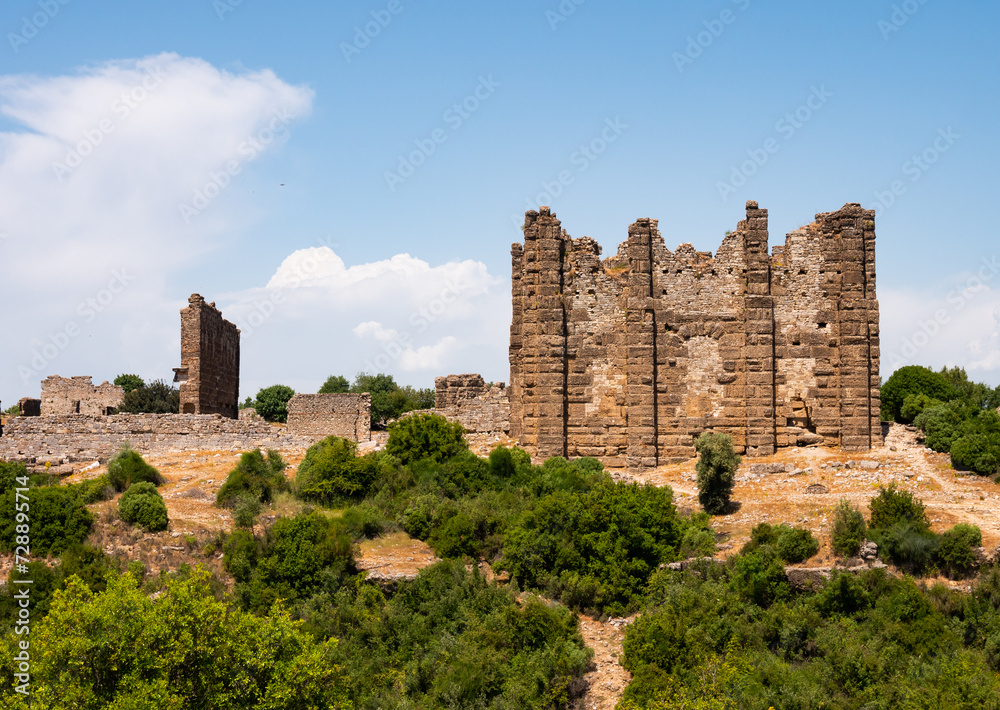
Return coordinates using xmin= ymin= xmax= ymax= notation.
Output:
xmin=510 ymin=201 xmax=881 ymax=470
xmin=40 ymin=376 xmax=124 ymax=416
xmin=18 ymin=398 xmax=41 ymax=417
xmin=286 ymin=394 xmax=372 ymax=442
xmin=434 ymin=374 xmax=510 ymax=435
xmin=0 ymin=414 xmax=316 ymax=472
xmin=174 ymin=294 xmax=240 ymax=418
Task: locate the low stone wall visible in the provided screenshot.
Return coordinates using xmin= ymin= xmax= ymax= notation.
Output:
xmin=0 ymin=414 xmax=317 ymax=472
xmin=286 ymin=393 xmax=371 ymax=442
xmin=434 ymin=374 xmax=510 ymax=435
xmin=40 ymin=375 xmax=124 ymax=416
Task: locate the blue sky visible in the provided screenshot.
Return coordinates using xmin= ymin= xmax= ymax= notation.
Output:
xmin=1 ymin=0 xmax=999 ymax=407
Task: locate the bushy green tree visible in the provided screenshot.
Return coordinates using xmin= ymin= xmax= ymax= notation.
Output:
xmin=216 ymin=449 xmax=288 ymax=506
xmin=900 ymin=392 xmax=943 ymax=422
xmin=694 ymin=432 xmax=741 ymax=515
xmin=106 ymin=444 xmax=163 ymax=492
xmin=251 ymin=384 xmax=295 ymax=423
xmin=880 ymin=365 xmax=956 ymax=422
xmin=0 ymin=572 xmax=351 ymax=709
xmin=318 ymin=374 xmax=350 ymax=393
xmin=118 ymin=481 xmax=168 ymax=532
xmin=349 ymin=372 xmax=434 ymax=428
xmin=116 ymin=379 xmax=180 ymax=414
xmin=831 ymin=498 xmax=867 ymax=557
xmin=113 ymin=373 xmax=145 ymax=393
xmin=294 ymin=436 xmax=381 ymax=503
xmin=740 ymin=522 xmax=819 ymax=563
xmin=936 ymin=523 xmax=982 ymax=577
xmin=385 ymin=412 xmax=467 ymax=465
xmin=0 ymin=485 xmax=93 ymax=556
xmin=868 ymin=484 xmax=929 ymax=532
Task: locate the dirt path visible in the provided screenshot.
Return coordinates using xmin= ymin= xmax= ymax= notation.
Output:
xmin=576 ymin=615 xmax=631 ymax=710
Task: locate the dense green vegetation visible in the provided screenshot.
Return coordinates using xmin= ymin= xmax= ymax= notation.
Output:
xmin=106 ymin=444 xmax=164 ymax=492
xmin=118 ymin=482 xmax=169 ymax=532
xmin=618 ymin=563 xmax=1000 ymax=709
xmin=247 ymin=384 xmax=297 ymax=423
xmin=320 ymin=372 xmax=435 ymax=428
xmin=216 ymin=448 xmax=289 ymax=506
xmin=883 ymin=365 xmax=1000 ymax=479
xmin=695 ymin=431 xmax=741 ymax=514
xmin=114 ymin=377 xmax=180 ymax=414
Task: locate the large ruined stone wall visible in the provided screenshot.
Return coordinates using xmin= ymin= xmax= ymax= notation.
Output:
xmin=0 ymin=414 xmax=316 ymax=472
xmin=175 ymin=294 xmax=240 ymax=418
xmin=286 ymin=394 xmax=372 ymax=442
xmin=510 ymin=201 xmax=881 ymax=470
xmin=40 ymin=376 xmax=123 ymax=416
xmin=434 ymin=374 xmax=510 ymax=435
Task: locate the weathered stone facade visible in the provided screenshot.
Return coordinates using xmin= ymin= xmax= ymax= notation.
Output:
xmin=0 ymin=414 xmax=316 ymax=472
xmin=434 ymin=374 xmax=510 ymax=435
xmin=174 ymin=294 xmax=240 ymax=418
xmin=509 ymin=201 xmax=881 ymax=470
xmin=286 ymin=394 xmax=372 ymax=442
xmin=40 ymin=376 xmax=124 ymax=416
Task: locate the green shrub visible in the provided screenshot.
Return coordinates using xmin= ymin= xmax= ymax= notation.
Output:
xmin=880 ymin=365 xmax=956 ymax=422
xmin=251 ymin=384 xmax=295 ymax=423
xmin=72 ymin=475 xmax=115 ymax=504
xmin=868 ymin=484 xmax=929 ymax=532
xmin=949 ymin=411 xmax=1000 ymax=476
xmin=294 ymin=437 xmax=381 ymax=503
xmin=0 ymin=484 xmax=94 ymax=556
xmin=900 ymin=392 xmax=943 ymax=423
xmin=499 ymin=482 xmax=684 ymax=615
xmin=116 ymin=379 xmax=180 ymax=414
xmin=741 ymin=523 xmax=819 ymax=563
xmin=728 ymin=548 xmax=791 ymax=607
xmin=694 ymin=432 xmax=741 ymax=515
xmin=318 ymin=374 xmax=350 ymax=393
xmin=385 ymin=412 xmax=467 ymax=465
xmin=831 ymin=498 xmax=867 ymax=557
xmin=216 ymin=449 xmax=288 ymax=506
xmin=118 ymin=482 xmax=169 ymax=532
xmin=872 ymin=521 xmax=938 ymax=571
xmin=231 ymin=493 xmax=262 ymax=530
xmin=0 ymin=461 xmax=30 ymax=495
xmin=340 ymin=503 xmax=385 ymax=539
xmin=936 ymin=523 xmax=982 ymax=577
xmin=113 ymin=373 xmax=145 ymax=393
xmin=914 ymin=400 xmax=969 ymax=452
xmin=106 ymin=445 xmax=164 ymax=492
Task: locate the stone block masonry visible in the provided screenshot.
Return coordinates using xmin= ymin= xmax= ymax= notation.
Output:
xmin=174 ymin=294 xmax=240 ymax=418
xmin=0 ymin=414 xmax=318 ymax=472
xmin=286 ymin=394 xmax=372 ymax=442
xmin=434 ymin=374 xmax=510 ymax=435
xmin=40 ymin=376 xmax=123 ymax=416
xmin=509 ymin=201 xmax=881 ymax=471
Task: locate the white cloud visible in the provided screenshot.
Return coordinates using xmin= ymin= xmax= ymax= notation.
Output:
xmin=221 ymin=246 xmax=510 ymax=396
xmin=0 ymin=54 xmax=314 ymax=403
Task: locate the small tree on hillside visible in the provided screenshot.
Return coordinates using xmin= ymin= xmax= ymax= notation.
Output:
xmin=694 ymin=432 xmax=741 ymax=515
xmin=319 ymin=375 xmax=350 ymax=394
xmin=113 ymin=374 xmax=145 ymax=394
xmin=253 ymin=385 xmax=296 ymax=423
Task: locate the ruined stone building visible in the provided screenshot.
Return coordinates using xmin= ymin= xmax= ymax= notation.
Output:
xmin=508 ymin=201 xmax=881 ymax=470
xmin=286 ymin=394 xmax=372 ymax=442
xmin=40 ymin=376 xmax=123 ymax=416
xmin=173 ymin=294 xmax=240 ymax=418
xmin=434 ymin=374 xmax=510 ymax=435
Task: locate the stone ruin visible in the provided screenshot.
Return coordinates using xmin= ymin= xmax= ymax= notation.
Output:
xmin=17 ymin=398 xmax=41 ymax=417
xmin=40 ymin=375 xmax=123 ymax=416
xmin=434 ymin=374 xmax=510 ymax=435
xmin=506 ymin=201 xmax=881 ymax=470
xmin=286 ymin=394 xmax=372 ymax=442
xmin=173 ymin=294 xmax=240 ymax=418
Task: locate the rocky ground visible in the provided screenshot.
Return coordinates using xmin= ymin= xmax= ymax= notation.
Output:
xmin=3 ymin=423 xmax=999 ymax=709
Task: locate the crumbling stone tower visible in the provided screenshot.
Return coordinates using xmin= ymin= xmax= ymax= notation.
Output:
xmin=510 ymin=201 xmax=881 ymax=470
xmin=174 ymin=294 xmax=240 ymax=418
